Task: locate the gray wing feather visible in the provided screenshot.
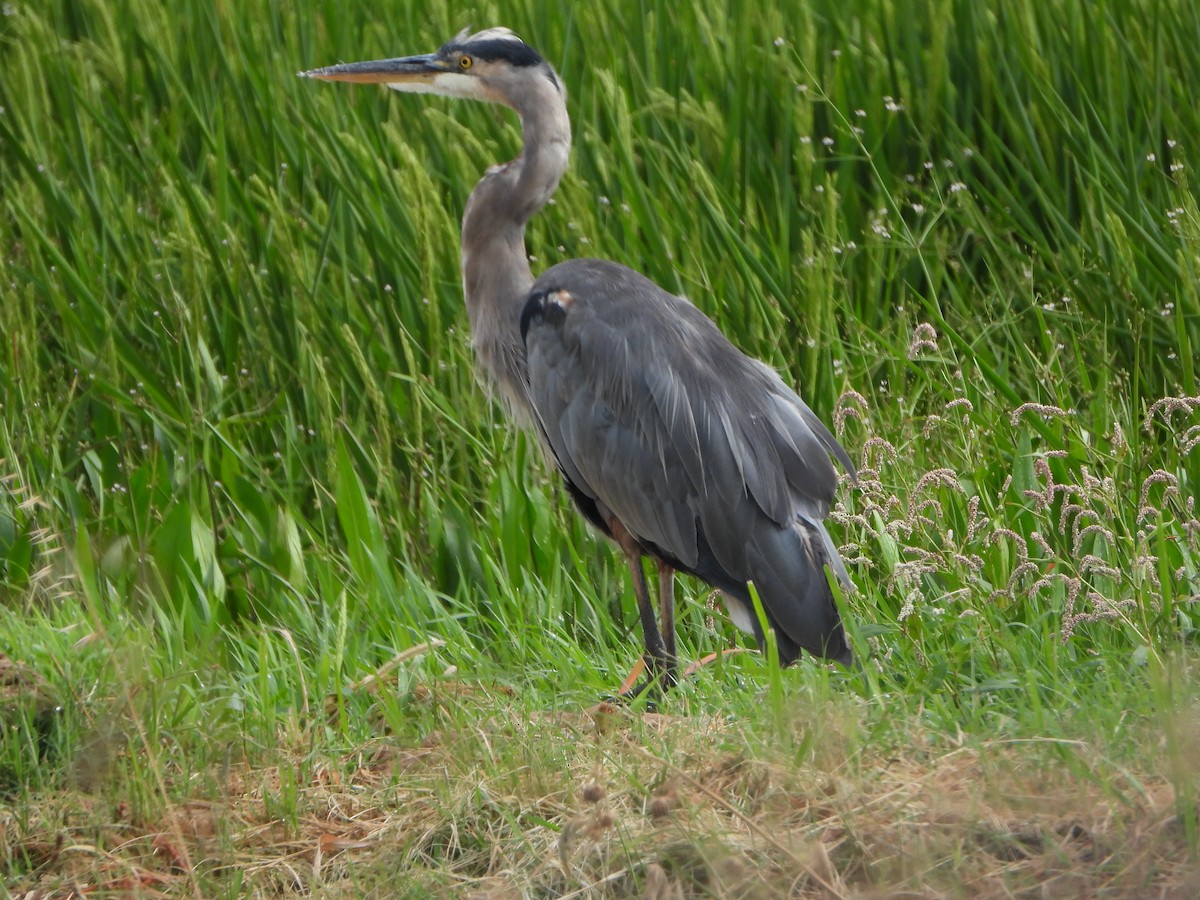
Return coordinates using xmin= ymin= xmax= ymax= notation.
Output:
xmin=523 ymin=258 xmax=853 ymax=659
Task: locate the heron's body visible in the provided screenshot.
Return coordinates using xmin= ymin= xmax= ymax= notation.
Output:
xmin=302 ymin=28 xmax=856 ymax=686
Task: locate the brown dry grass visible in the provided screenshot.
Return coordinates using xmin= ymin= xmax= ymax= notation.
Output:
xmin=3 ymin=681 xmax=1197 ymax=899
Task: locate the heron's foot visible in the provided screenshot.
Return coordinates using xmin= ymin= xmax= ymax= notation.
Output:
xmin=603 ymin=679 xmax=668 ymax=713
xmin=604 ymin=655 xmax=676 ymax=710
xmin=600 ymin=683 xmax=657 ymax=713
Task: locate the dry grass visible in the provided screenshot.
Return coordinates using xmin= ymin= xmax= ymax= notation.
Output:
xmin=3 ymin=677 xmax=1197 ymax=898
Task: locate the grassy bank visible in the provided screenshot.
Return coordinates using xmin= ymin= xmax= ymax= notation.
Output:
xmin=1 ymin=0 xmax=1197 ymax=894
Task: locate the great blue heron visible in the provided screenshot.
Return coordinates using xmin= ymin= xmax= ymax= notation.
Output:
xmin=301 ymin=27 xmax=857 ymax=691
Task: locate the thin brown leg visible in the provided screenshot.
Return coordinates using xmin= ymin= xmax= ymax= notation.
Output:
xmin=657 ymin=562 xmax=677 ymax=687
xmin=608 ymin=517 xmax=672 ymax=690
xmin=625 ymin=552 xmax=669 ymax=672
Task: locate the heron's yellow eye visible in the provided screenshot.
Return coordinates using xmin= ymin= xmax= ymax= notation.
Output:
xmin=459 ymin=55 xmax=473 ymax=70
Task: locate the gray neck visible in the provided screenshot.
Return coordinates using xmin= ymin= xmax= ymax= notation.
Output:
xmin=460 ymin=72 xmax=571 ymax=417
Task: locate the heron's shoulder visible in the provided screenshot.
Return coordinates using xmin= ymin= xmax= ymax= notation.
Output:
xmin=533 ymin=259 xmax=681 ymax=307
xmin=529 ymin=259 xmax=756 ymax=372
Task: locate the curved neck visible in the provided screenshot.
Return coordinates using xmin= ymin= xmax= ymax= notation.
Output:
xmin=461 ymin=73 xmax=571 ymax=414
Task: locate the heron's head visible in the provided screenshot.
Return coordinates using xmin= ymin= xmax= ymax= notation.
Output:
xmin=299 ymin=27 xmax=560 ymax=111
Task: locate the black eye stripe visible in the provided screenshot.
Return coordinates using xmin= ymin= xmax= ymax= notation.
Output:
xmin=440 ymin=39 xmax=543 ymax=68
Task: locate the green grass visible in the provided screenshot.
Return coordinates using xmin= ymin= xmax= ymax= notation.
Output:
xmin=1 ymin=0 xmax=1198 ymax=894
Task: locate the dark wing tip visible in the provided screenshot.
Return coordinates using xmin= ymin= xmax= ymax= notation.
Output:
xmin=834 ymin=440 xmax=858 ymax=483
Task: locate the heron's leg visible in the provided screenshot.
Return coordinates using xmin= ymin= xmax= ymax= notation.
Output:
xmin=625 ymin=552 xmax=670 ymax=673
xmin=656 ymin=562 xmax=677 ymax=687
xmin=607 ymin=518 xmax=671 ymax=685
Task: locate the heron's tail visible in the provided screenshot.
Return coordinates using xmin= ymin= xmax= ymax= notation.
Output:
xmin=720 ymin=515 xmax=852 ymax=667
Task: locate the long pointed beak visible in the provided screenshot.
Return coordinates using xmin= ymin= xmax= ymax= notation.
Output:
xmin=298 ymin=53 xmax=445 ymax=86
